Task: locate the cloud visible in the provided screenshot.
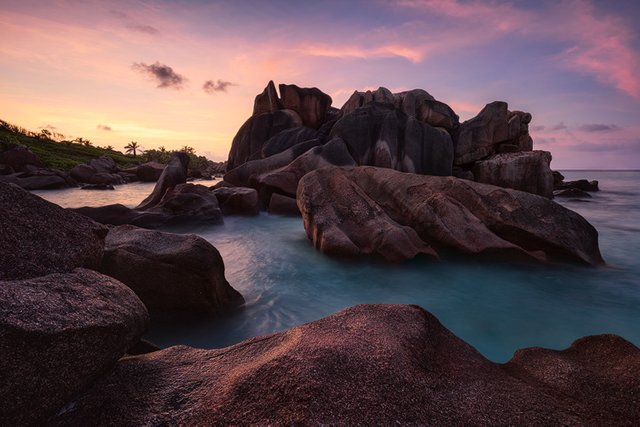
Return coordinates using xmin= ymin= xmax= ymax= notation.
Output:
xmin=96 ymin=124 xmax=112 ymax=131
xmin=203 ymin=79 xmax=236 ymax=94
xmin=531 ymin=125 xmax=545 ymax=132
xmin=578 ymin=123 xmax=620 ymax=132
xmin=126 ymin=23 xmax=159 ymax=35
xmin=550 ymin=122 xmax=568 ymax=131
xmin=132 ymin=62 xmax=186 ymax=89
xmin=299 ymin=43 xmax=425 ymax=63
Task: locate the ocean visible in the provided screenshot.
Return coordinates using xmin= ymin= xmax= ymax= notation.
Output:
xmin=33 ymin=170 xmax=640 ymax=362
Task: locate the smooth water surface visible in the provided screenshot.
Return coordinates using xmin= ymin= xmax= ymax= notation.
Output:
xmin=35 ymin=171 xmax=640 ymax=362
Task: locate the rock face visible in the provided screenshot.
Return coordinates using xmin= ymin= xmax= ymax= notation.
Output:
xmin=329 ymin=103 xmax=453 ymax=176
xmin=49 ymin=304 xmax=640 ymax=425
xmin=227 ymin=110 xmax=303 ymax=170
xmin=268 ymin=193 xmax=300 ymax=216
xmin=100 ymin=225 xmax=244 ymax=313
xmin=279 ymin=83 xmax=333 ymax=129
xmin=297 ymin=167 xmax=603 ymax=264
xmin=212 ymin=186 xmax=259 ymax=215
xmin=454 ymin=102 xmax=532 ymax=166
xmin=260 ymin=127 xmax=319 ymax=159
xmin=0 ymin=182 xmax=107 ymax=279
xmin=473 ymin=151 xmax=554 ymax=198
xmin=0 ymin=268 xmax=148 ymax=426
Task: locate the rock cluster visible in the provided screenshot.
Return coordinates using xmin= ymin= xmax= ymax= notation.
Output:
xmin=0 ymin=146 xmax=75 ymax=189
xmin=221 ymin=81 xmax=553 ymax=207
xmin=552 ymin=171 xmax=600 ymax=198
xmin=0 ymin=182 xmax=244 ymax=424
xmin=76 ymin=153 xmax=224 ymax=228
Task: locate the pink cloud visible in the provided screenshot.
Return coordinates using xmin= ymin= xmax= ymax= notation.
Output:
xmin=393 ymin=0 xmax=640 ymax=98
xmin=299 ymin=43 xmax=424 ymax=63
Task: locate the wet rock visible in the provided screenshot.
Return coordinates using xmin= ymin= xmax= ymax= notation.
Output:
xmin=556 ymin=179 xmax=599 ymax=192
xmin=473 ymin=151 xmax=554 ymax=198
xmin=212 ymin=186 xmax=259 ymax=215
xmin=100 ymin=225 xmax=243 ymax=313
xmin=268 ymin=193 xmax=300 ymax=216
xmin=49 ymin=304 xmax=639 ymax=425
xmin=0 ymin=268 xmax=148 ymax=425
xmin=554 ymin=188 xmax=592 ymax=199
xmin=70 ymin=156 xmax=123 ymax=185
xmin=297 ymin=166 xmax=604 ymax=264
xmin=0 ymin=182 xmax=107 ymax=280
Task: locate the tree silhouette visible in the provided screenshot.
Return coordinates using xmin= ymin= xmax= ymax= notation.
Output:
xmin=125 ymin=141 xmax=141 ymax=157
xmin=181 ymin=145 xmax=195 ymax=154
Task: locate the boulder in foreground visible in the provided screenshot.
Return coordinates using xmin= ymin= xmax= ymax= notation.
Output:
xmin=0 ymin=182 xmax=107 ymax=279
xmin=100 ymin=225 xmax=244 ymax=313
xmin=297 ymin=166 xmax=603 ymax=264
xmin=49 ymin=304 xmax=639 ymax=425
xmin=0 ymin=268 xmax=148 ymax=425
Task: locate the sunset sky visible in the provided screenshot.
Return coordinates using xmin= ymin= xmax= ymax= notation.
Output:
xmin=1 ymin=0 xmax=639 ymax=168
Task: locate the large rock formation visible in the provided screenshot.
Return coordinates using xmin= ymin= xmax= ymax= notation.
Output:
xmin=225 ymin=82 xmax=547 ymax=206
xmin=297 ymin=166 xmax=603 ymax=264
xmin=473 ymin=150 xmax=554 ymax=198
xmin=100 ymin=225 xmax=244 ymax=313
xmin=0 ymin=182 xmax=107 ymax=279
xmin=0 ymin=268 xmax=148 ymax=425
xmin=0 ymin=146 xmax=42 ymax=171
xmin=49 ymin=305 xmax=639 ymax=425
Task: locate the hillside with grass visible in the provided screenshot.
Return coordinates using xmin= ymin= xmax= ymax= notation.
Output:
xmin=0 ymin=120 xmax=141 ymax=170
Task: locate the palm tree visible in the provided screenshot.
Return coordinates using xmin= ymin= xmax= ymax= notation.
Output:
xmin=125 ymin=141 xmax=141 ymax=157
xmin=181 ymin=145 xmax=195 ymax=155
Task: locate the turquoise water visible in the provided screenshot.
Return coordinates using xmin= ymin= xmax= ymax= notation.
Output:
xmin=36 ymin=171 xmax=640 ymax=362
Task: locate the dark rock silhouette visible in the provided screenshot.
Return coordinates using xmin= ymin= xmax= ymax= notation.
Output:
xmin=0 ymin=182 xmax=107 ymax=279
xmin=136 ymin=152 xmax=189 ymax=210
xmin=297 ymin=166 xmax=603 ymax=264
xmin=48 ymin=305 xmax=639 ymax=425
xmin=212 ymin=186 xmax=260 ymax=215
xmin=100 ymin=225 xmax=243 ymax=313
xmin=0 ymin=268 xmax=148 ymax=425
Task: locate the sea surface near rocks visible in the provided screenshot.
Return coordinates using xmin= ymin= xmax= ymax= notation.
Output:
xmin=34 ymin=171 xmax=640 ymax=362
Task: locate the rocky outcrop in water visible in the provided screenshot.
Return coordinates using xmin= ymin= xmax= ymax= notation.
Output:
xmin=70 ymin=155 xmax=126 ymax=185
xmin=0 ymin=268 xmax=148 ymax=425
xmin=297 ymin=166 xmax=603 ymax=264
xmin=0 ymin=182 xmax=107 ymax=279
xmin=136 ymin=152 xmax=189 ymax=210
xmin=48 ymin=304 xmax=639 ymax=425
xmin=224 ymin=81 xmax=548 ymax=205
xmin=100 ymin=225 xmax=244 ymax=313
xmin=212 ymin=186 xmax=260 ymax=215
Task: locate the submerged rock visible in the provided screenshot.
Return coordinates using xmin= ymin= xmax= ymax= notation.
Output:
xmin=49 ymin=304 xmax=639 ymax=425
xmin=297 ymin=166 xmax=603 ymax=264
xmin=0 ymin=268 xmax=148 ymax=426
xmin=554 ymin=188 xmax=592 ymax=199
xmin=100 ymin=225 xmax=244 ymax=314
xmin=0 ymin=182 xmax=107 ymax=280
xmin=212 ymin=186 xmax=259 ymax=215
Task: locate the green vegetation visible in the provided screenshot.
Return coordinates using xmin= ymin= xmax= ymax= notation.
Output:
xmin=144 ymin=146 xmax=217 ymax=175
xmin=0 ymin=120 xmax=140 ymax=170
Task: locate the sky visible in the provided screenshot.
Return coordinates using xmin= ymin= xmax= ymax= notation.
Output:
xmin=0 ymin=0 xmax=639 ymax=168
